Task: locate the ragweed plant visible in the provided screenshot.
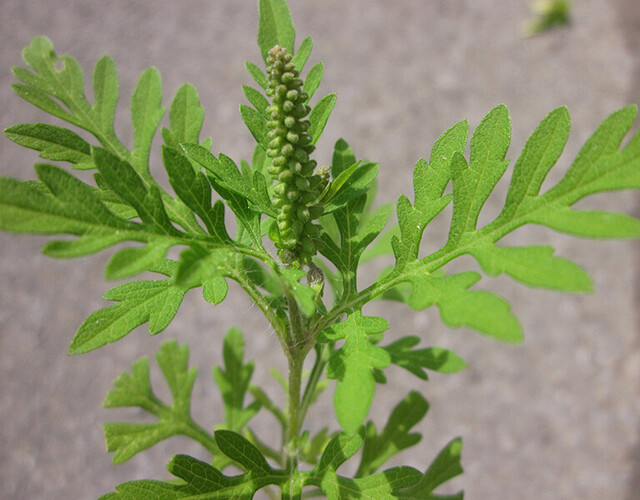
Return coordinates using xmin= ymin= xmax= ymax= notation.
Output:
xmin=2 ymin=0 xmax=639 ymax=498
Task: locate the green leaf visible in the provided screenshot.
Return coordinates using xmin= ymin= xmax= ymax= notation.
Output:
xmin=131 ymin=67 xmax=165 ymax=174
xmin=275 ymin=267 xmax=317 ymax=316
xmin=245 ymin=61 xmax=268 ymax=90
xmin=202 ymin=270 xmax=229 ymax=305
xmin=357 ymin=392 xmax=429 ymax=477
xmin=92 ymin=55 xmax=119 ymax=132
xmin=393 ymin=438 xmax=464 ymax=499
xmin=69 ymin=279 xmax=188 ymax=354
xmin=303 ymin=62 xmax=324 ymax=102
xmin=105 ymin=241 xmax=173 ymax=280
xmin=162 ymin=146 xmax=231 ymax=240
xmin=257 ymin=0 xmax=295 ymax=62
xmin=103 ymin=341 xmax=205 ymax=464
xmin=501 ymin=106 xmax=570 ymax=220
xmin=4 ymin=123 xmax=93 ymax=169
xmin=92 ymin=147 xmax=177 ymax=234
xmin=240 ymin=103 xmax=269 ymax=150
xmin=332 ymin=138 xmax=357 ymax=177
xmin=448 ymin=105 xmax=510 ymax=245
xmin=319 ymin=312 xmax=392 ymax=434
xmin=162 ymin=83 xmax=203 ymax=147
xmin=309 ymin=93 xmax=337 ymax=144
xmin=212 ymin=328 xmax=261 ymax=432
xmin=530 ymin=206 xmax=640 ymax=238
xmin=103 ymin=447 xmax=288 ymax=500
xmin=405 ymin=271 xmax=523 ymax=343
xmin=383 ymin=336 xmax=467 ymax=380
xmin=292 ymin=35 xmax=313 ymax=69
xmin=472 ymin=244 xmax=593 ymax=292
xmin=242 ymin=85 xmax=270 ymax=119
xmin=12 ymin=83 xmax=75 ymax=123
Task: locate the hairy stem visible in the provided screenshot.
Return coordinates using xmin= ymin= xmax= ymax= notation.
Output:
xmin=285 ymin=353 xmax=304 ymax=497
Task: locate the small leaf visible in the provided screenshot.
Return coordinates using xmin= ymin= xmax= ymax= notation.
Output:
xmin=309 ymin=93 xmax=336 ymax=144
xmin=303 ymin=61 xmax=324 ymax=102
xmin=240 ymin=104 xmax=269 ymax=150
xmin=203 ymin=271 xmax=229 ymax=305
xmin=245 ymin=61 xmax=268 ymax=90
xmin=332 ymin=138 xmax=357 ymax=178
xmin=292 ymin=35 xmax=313 ymax=69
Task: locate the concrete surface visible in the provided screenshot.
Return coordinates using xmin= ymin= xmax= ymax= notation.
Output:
xmin=1 ymin=0 xmax=639 ymax=499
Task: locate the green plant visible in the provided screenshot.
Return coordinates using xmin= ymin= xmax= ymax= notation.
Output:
xmin=2 ymin=0 xmax=639 ymax=498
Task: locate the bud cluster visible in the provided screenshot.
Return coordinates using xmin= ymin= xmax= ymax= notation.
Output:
xmin=266 ymin=45 xmax=326 ymax=266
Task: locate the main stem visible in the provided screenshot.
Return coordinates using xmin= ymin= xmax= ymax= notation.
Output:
xmin=285 ymin=349 xmax=304 ymax=498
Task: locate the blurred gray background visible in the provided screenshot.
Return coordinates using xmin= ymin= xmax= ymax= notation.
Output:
xmin=1 ymin=0 xmax=639 ymax=498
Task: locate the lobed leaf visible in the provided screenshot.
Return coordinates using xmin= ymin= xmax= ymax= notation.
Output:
xmin=319 ymin=312 xmax=391 ymax=434
xmin=383 ymin=336 xmax=467 ymax=380
xmin=212 ymin=328 xmax=261 ymax=432
xmin=357 ymin=391 xmax=429 ymax=477
xmin=69 ymin=280 xmax=189 ymax=354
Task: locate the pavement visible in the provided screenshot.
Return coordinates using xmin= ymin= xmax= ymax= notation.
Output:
xmin=1 ymin=1 xmax=639 ymax=499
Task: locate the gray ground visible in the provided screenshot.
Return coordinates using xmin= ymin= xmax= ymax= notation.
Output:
xmin=1 ymin=0 xmax=639 ymax=499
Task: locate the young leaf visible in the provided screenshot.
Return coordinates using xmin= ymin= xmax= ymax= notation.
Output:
xmin=4 ymin=123 xmax=93 ymax=169
xmin=332 ymin=138 xmax=357 ymax=177
xmin=240 ymin=103 xmax=269 ymax=150
xmin=212 ymin=328 xmax=261 ymax=432
xmin=245 ymin=60 xmax=268 ymax=90
xmin=69 ymin=279 xmax=189 ymax=354
xmin=357 ymin=392 xmax=429 ymax=477
xmin=292 ymin=35 xmax=313 ymax=70
xmin=257 ymin=0 xmax=296 ymax=62
xmin=309 ymin=93 xmax=337 ymax=144
xmin=319 ymin=312 xmax=392 ymax=434
xmin=303 ymin=61 xmax=324 ymax=102
xmin=242 ymin=85 xmax=270 ymax=120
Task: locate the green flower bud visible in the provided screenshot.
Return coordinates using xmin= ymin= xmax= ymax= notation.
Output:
xmin=265 ymin=45 xmax=326 ymax=266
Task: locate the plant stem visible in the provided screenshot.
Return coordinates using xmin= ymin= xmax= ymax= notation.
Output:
xmin=285 ymin=352 xmax=304 ymax=497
